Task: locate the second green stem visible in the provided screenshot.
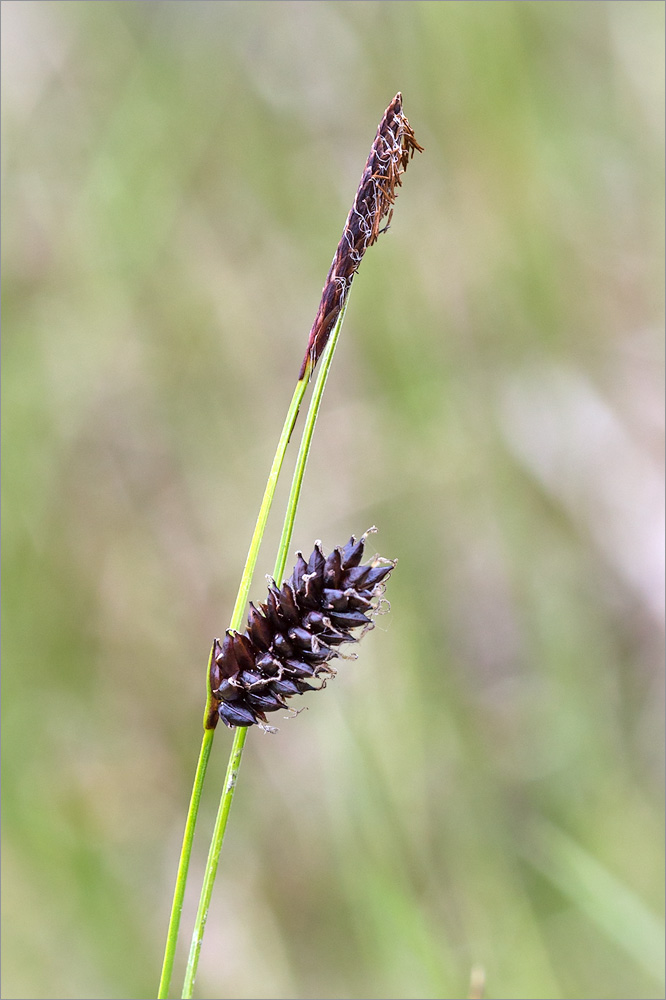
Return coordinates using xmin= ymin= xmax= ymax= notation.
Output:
xmin=181 ymin=299 xmax=348 ymax=999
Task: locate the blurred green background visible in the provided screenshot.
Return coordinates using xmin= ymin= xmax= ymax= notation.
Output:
xmin=2 ymin=2 xmax=664 ymax=998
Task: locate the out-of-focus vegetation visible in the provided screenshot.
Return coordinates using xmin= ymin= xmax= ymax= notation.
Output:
xmin=2 ymin=2 xmax=664 ymax=998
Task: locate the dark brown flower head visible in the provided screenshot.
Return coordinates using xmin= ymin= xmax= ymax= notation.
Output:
xmin=208 ymin=529 xmax=396 ymax=730
xmin=299 ymin=92 xmax=423 ymax=380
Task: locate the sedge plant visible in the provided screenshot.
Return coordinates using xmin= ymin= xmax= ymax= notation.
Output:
xmin=158 ymin=92 xmax=422 ymax=1000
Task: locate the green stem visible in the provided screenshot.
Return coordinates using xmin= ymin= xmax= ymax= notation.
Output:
xmin=181 ymin=299 xmax=349 ymax=1000
xmin=229 ymin=377 xmax=310 ymax=630
xmin=273 ymin=298 xmax=348 ymax=584
xmin=158 ymin=378 xmax=308 ymax=999
xmin=181 ymin=725 xmax=248 ymax=1000
xmin=157 ymin=728 xmax=214 ymax=999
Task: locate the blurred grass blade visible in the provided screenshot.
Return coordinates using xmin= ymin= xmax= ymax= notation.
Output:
xmin=527 ymin=820 xmax=665 ymax=986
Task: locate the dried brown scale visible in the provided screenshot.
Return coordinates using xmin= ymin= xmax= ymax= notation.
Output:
xmin=209 ymin=529 xmax=396 ymax=730
xmin=299 ymin=92 xmax=423 ymax=380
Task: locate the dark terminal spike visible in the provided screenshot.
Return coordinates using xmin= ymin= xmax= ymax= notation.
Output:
xmin=299 ymin=93 xmax=423 ymax=381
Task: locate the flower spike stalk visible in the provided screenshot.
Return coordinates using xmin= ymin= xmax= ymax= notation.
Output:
xmin=184 ymin=311 xmax=348 ymax=1000
xmin=159 ymin=93 xmax=421 ymax=1000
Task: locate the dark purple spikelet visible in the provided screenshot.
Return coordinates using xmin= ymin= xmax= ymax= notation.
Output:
xmin=299 ymin=92 xmax=423 ymax=381
xmin=209 ymin=529 xmax=396 ymax=730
